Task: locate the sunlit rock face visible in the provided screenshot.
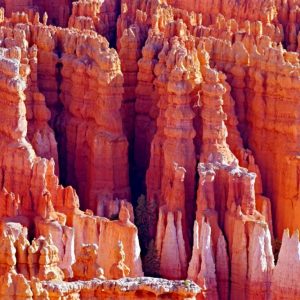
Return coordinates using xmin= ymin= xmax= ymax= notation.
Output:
xmin=0 ymin=0 xmax=300 ymax=299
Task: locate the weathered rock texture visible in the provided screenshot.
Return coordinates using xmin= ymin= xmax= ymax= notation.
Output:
xmin=3 ymin=0 xmax=71 ymax=26
xmin=0 ymin=1 xmax=300 ymax=300
xmin=42 ymin=277 xmax=200 ymax=299
xmin=0 ymin=226 xmax=198 ymax=299
xmin=68 ymin=0 xmax=120 ymax=44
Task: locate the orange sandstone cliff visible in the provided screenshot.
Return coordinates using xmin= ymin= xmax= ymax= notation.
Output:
xmin=0 ymin=0 xmax=299 ymax=299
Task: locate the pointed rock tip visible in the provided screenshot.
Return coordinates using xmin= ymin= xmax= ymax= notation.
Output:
xmin=291 ymin=229 xmax=299 ymax=241
xmin=283 ymin=228 xmax=290 ymax=239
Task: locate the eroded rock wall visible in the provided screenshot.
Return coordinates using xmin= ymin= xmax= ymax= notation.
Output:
xmin=1 ymin=1 xmax=300 ymax=300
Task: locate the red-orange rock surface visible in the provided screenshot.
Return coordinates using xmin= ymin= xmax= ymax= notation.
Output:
xmin=0 ymin=1 xmax=300 ymax=299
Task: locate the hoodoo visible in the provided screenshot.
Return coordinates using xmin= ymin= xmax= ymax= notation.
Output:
xmin=0 ymin=0 xmax=299 ymax=299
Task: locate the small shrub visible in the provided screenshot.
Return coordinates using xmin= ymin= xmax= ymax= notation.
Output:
xmin=272 ymin=238 xmax=282 ymax=264
xmin=143 ymin=239 xmax=160 ymax=277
